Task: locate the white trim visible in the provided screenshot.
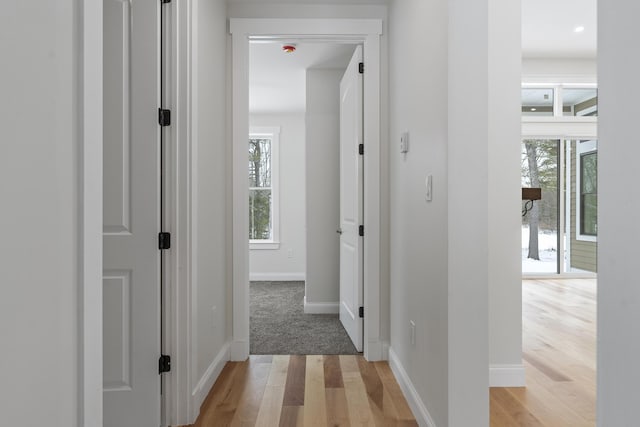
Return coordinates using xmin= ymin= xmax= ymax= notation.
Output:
xmin=250 ymin=272 xmax=306 ymax=282
xmin=388 ymin=348 xmax=436 ymax=427
xmin=191 ymin=342 xmax=231 ymax=410
xmin=522 ymin=117 xmax=597 ymax=140
xmin=489 ymin=364 xmax=526 ymax=387
xmin=249 ymin=241 xmax=280 ymax=250
xmin=79 ymin=0 xmax=103 ymax=425
xmin=558 ymin=139 xmax=566 ymax=273
xmin=303 ymin=297 xmax=339 ymax=314
xmin=230 ymin=19 xmax=383 ymax=36
xmin=576 ymin=140 xmax=598 ymax=242
xmin=230 ymin=340 xmax=250 ymax=361
xmin=167 ymin=0 xmax=197 ymax=424
xmin=522 ymin=272 xmax=597 ymax=280
xmin=366 ymin=340 xmax=386 ymax=362
xmin=565 ymin=140 xmax=572 ymax=273
xmin=230 ymin=18 xmax=384 ymax=362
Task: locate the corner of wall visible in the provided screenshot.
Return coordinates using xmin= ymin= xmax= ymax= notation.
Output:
xmin=191 ymin=341 xmax=231 ymax=417
xmin=388 ymin=347 xmax=438 ymax=427
xmin=489 ymin=364 xmax=526 ymax=387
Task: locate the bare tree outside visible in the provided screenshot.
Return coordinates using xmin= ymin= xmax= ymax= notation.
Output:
xmin=522 ymin=139 xmax=558 ymax=261
xmin=249 ymin=137 xmax=272 ymax=240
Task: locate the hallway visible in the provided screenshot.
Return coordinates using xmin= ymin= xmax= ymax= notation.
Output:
xmin=188 ymin=355 xmax=418 ymax=426
xmin=490 ymin=279 xmax=596 ymax=426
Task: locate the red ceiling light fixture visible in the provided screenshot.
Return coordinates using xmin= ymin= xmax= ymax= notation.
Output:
xmin=282 ymin=44 xmax=297 ymax=53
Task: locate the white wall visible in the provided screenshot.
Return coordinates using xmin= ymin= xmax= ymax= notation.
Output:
xmin=249 ymin=113 xmax=307 ymax=280
xmin=598 ymin=1 xmax=640 ymax=424
xmin=522 ymin=58 xmax=597 ymax=83
xmin=448 ymin=0 xmax=493 ymax=421
xmin=389 ymin=0 xmax=520 ymax=424
xmin=305 ymin=68 xmax=343 ymax=304
xmin=488 ymin=0 xmax=523 ymax=387
xmin=0 ymin=2 xmax=79 ymax=425
xmin=192 ymin=0 xmax=229 ymax=413
xmin=388 ymin=1 xmax=449 ymax=425
xmin=228 ymin=3 xmax=388 ymax=19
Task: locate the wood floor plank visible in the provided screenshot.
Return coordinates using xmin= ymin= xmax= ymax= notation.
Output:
xmin=522 ymin=352 xmax=572 ymax=382
xmin=229 ymin=357 xmax=272 ymax=426
xmin=302 ymin=355 xmax=328 ymax=427
xmin=490 ymin=392 xmax=519 ymax=427
xmin=491 ymin=279 xmax=596 ymax=427
xmin=491 ymin=387 xmax=544 ymax=426
xmin=340 ymin=355 xmax=375 ymax=426
xmin=325 ymin=388 xmax=351 ymax=427
xmin=323 ymin=355 xmax=344 ymax=388
xmin=374 ymin=362 xmax=415 ymax=421
xmin=356 ymin=355 xmax=384 ymax=411
xmin=195 ymin=362 xmax=246 ymax=427
xmin=282 ymin=355 xmax=306 ymax=406
xmin=194 ymin=356 xmax=417 ymax=427
xmin=279 ymin=405 xmax=304 ymax=427
xmin=254 ymin=355 xmax=290 ymax=427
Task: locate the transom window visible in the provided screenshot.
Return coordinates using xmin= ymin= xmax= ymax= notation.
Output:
xmin=249 ymin=127 xmax=280 ymax=249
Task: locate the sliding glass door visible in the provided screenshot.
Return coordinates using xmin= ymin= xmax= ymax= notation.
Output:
xmin=522 ymin=139 xmax=560 ymax=273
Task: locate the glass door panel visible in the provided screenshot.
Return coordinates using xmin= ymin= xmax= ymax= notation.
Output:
xmin=522 ymin=139 xmax=560 ymax=273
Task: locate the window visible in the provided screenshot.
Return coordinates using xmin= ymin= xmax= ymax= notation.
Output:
xmin=249 ymin=127 xmax=279 ymax=249
xmin=580 ymin=151 xmax=597 ymax=236
xmin=521 ymin=87 xmax=555 ymax=116
xmin=564 ymin=88 xmax=598 ymax=117
xmin=576 ymin=140 xmax=597 ymax=241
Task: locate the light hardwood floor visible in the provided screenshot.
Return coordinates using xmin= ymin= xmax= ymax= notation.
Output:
xmin=184 ymin=278 xmax=595 ymax=426
xmin=490 ymin=278 xmax=596 ymax=426
xmin=189 ymin=354 xmax=418 ymax=426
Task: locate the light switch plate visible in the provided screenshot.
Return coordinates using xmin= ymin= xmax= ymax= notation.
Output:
xmin=400 ymin=132 xmax=409 ymax=153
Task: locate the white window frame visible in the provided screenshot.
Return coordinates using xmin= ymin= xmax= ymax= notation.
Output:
xmin=576 ymin=139 xmax=598 ymax=242
xmin=249 ymin=126 xmax=280 ymax=250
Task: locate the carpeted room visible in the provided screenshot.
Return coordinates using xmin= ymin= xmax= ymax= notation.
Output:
xmin=250 ymin=281 xmax=358 ymax=355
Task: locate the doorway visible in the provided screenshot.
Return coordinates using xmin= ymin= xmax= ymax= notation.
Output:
xmin=230 ymin=18 xmax=384 ymax=361
xmin=247 ymin=40 xmax=364 ymax=355
xmin=521 ymin=86 xmax=598 ymax=276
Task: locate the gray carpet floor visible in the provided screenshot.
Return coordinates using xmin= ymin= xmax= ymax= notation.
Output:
xmin=250 ymin=281 xmax=359 ymax=355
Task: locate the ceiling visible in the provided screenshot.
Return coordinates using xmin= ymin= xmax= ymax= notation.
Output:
xmin=250 ymin=42 xmax=357 ymax=113
xmin=522 ymin=0 xmax=597 ymax=58
xmin=248 ymin=0 xmax=598 ymax=113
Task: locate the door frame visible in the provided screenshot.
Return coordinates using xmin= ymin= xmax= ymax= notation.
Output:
xmin=230 ymin=18 xmax=384 ymax=361
xmin=79 ymin=0 xmax=104 ymax=425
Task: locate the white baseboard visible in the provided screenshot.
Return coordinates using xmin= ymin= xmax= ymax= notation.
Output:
xmin=230 ymin=340 xmax=249 ymax=361
xmin=365 ymin=340 xmax=388 ymax=361
xmin=191 ymin=342 xmax=231 ymax=413
xmin=388 ymin=347 xmax=437 ymax=427
xmin=489 ymin=364 xmax=526 ymax=387
xmin=249 ymin=272 xmax=305 ymax=281
xmin=303 ymin=296 xmax=339 ymax=314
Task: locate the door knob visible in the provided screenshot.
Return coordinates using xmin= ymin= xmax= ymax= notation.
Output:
xmin=336 ymin=228 xmax=343 ymax=235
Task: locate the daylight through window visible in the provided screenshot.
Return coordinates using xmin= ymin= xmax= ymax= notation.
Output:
xmin=249 ymin=128 xmax=279 ymax=245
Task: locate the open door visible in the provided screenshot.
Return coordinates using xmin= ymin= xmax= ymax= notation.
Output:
xmin=339 ymin=45 xmax=364 ymax=352
xmin=103 ymin=0 xmax=162 ymax=425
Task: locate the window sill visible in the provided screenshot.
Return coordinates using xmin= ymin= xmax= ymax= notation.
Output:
xmin=250 ymin=241 xmax=280 ymax=250
xmin=576 ymin=235 xmax=597 ymax=243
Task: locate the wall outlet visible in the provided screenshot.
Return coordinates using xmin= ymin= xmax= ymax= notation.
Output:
xmin=410 ymin=320 xmax=416 ymax=346
xmin=287 ymin=249 xmax=294 ymax=258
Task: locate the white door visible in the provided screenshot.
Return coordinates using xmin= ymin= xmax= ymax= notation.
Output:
xmin=339 ymin=45 xmax=364 ymax=352
xmin=103 ymin=0 xmax=162 ymax=425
